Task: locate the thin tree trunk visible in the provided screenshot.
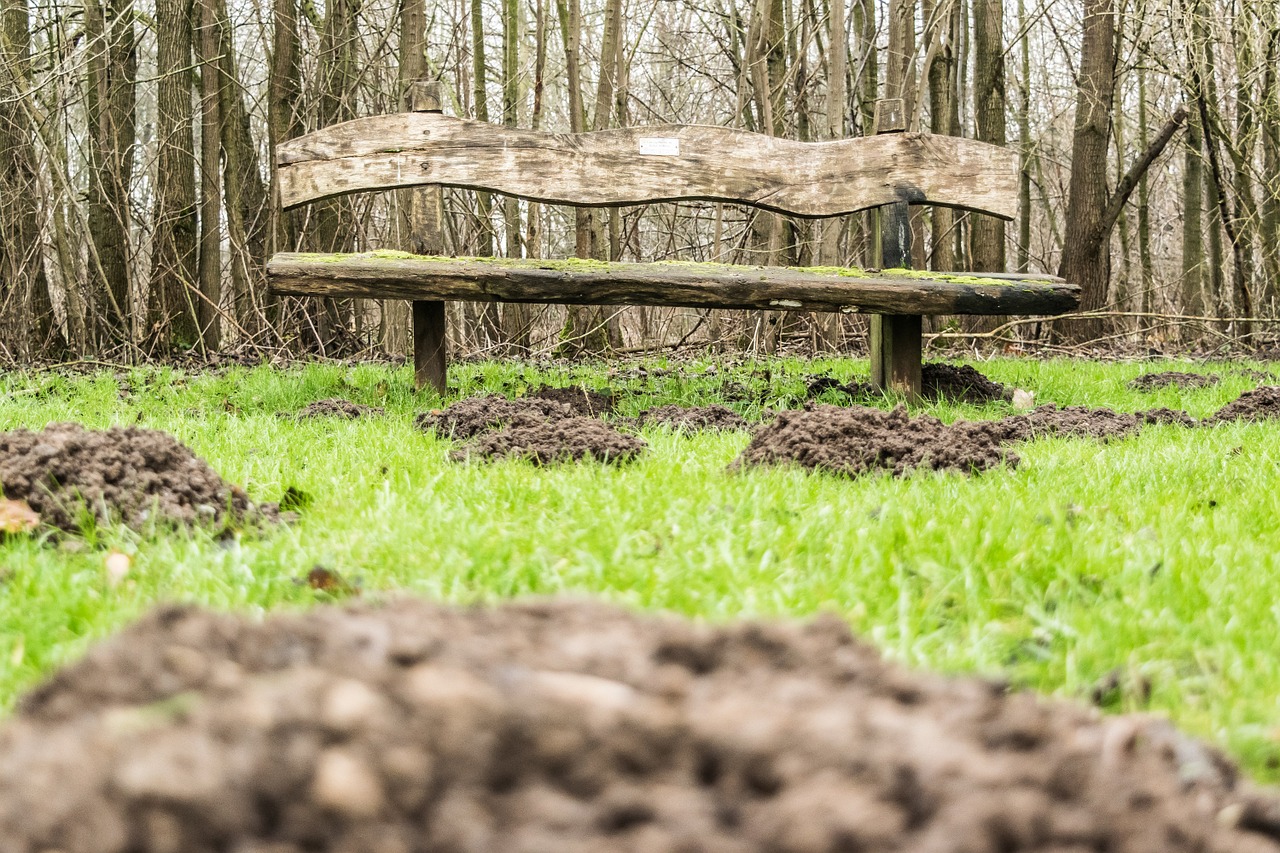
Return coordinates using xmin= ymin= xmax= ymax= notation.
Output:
xmin=969 ymin=0 xmax=1006 ymax=338
xmin=214 ymin=0 xmax=268 ymax=341
xmin=500 ymin=0 xmax=532 ymax=352
xmin=1182 ymin=108 xmax=1205 ymax=318
xmin=196 ymin=0 xmax=222 ymax=350
xmin=0 ymin=0 xmax=61 ymax=357
xmin=267 ymin=0 xmax=304 ymax=339
xmin=468 ymin=0 xmax=502 ymax=349
xmin=1015 ymin=0 xmax=1031 ymax=274
xmin=1260 ymin=23 xmax=1280 ymax=312
xmin=560 ymin=0 xmax=624 ymax=355
xmin=924 ymin=0 xmax=956 ymax=273
xmin=148 ymin=0 xmax=198 ymax=350
xmin=815 ymin=0 xmax=848 ymax=350
xmin=307 ymin=0 xmax=361 ymax=351
xmin=1135 ymin=56 xmax=1155 ymax=322
xmin=84 ymin=0 xmax=136 ymax=348
xmin=386 ymin=0 xmax=427 ymax=355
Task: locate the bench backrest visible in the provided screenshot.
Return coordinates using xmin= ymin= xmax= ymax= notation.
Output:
xmin=276 ymin=112 xmax=1017 ymax=221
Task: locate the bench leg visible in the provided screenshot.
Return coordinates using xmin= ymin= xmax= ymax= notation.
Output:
xmin=870 ymin=314 xmax=922 ymax=401
xmin=412 ymin=300 xmax=447 ymax=395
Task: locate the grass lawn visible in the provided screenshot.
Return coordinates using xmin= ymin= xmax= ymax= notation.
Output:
xmin=3 ymin=355 xmax=1280 ymax=780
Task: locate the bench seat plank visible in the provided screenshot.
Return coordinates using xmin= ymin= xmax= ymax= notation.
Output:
xmin=267 ymin=251 xmax=1079 ymax=316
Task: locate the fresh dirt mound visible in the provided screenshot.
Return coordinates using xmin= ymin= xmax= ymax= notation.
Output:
xmin=1210 ymin=386 xmax=1280 ymax=423
xmin=805 ymin=364 xmax=1010 ymax=405
xmin=0 ymin=423 xmax=268 ymax=531
xmin=921 ymin=363 xmax=1013 ymax=404
xmin=5 ymin=598 xmax=1280 ymax=853
xmin=635 ymin=404 xmax=750 ymax=431
xmin=1004 ymin=405 xmax=1196 ymax=442
xmin=530 ymin=386 xmax=616 ymax=417
xmin=290 ymin=399 xmax=385 ymax=419
xmin=805 ymin=376 xmax=877 ymax=400
xmin=733 ymin=404 xmax=1018 ymax=477
xmin=1128 ymin=372 xmax=1220 ymax=391
xmin=415 ymin=394 xmax=576 ymax=440
xmin=453 ymin=417 xmax=646 ymax=464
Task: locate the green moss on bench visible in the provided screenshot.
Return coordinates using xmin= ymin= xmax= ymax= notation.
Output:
xmin=285 ymin=250 xmax=1051 ymax=289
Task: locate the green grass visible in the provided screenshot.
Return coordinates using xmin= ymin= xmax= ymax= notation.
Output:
xmin=3 ymin=355 xmax=1280 ymax=779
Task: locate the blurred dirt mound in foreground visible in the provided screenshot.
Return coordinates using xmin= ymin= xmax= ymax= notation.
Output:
xmin=4 ymin=599 xmax=1279 ymax=853
xmin=0 ymin=423 xmax=269 ymax=530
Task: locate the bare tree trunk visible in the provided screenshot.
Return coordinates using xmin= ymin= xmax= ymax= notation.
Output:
xmin=1056 ymin=0 xmax=1116 ymax=341
xmin=971 ymin=0 xmax=1005 ymax=273
xmin=924 ymin=0 xmax=957 ymax=273
xmin=214 ymin=0 xmax=268 ymax=342
xmin=1059 ymin=0 xmax=1187 ymax=343
xmin=559 ymin=0 xmax=624 ymax=356
xmin=500 ymin=0 xmax=532 ymax=352
xmin=739 ymin=0 xmax=788 ymax=354
xmin=1182 ymin=108 xmax=1205 ymax=318
xmin=386 ymin=0 xmax=427 ymax=355
xmin=0 ymin=0 xmax=60 ymax=358
xmin=1135 ymin=52 xmax=1155 ymax=322
xmin=148 ymin=0 xmax=198 ymax=350
xmin=267 ymin=0 xmax=304 ymax=341
xmin=966 ymin=0 xmax=1006 ymax=332
xmin=196 ymin=0 xmax=222 ymax=351
xmin=1015 ymin=0 xmax=1031 ymax=273
xmin=84 ymin=0 xmax=136 ymax=348
xmin=1260 ymin=22 xmax=1280 ymax=312
xmin=815 ymin=0 xmax=848 ymax=350
xmin=468 ymin=0 xmax=502 ymax=350
xmin=305 ymin=0 xmax=361 ymax=352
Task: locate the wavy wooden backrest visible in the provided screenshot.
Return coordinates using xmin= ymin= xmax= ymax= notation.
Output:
xmin=276 ymin=113 xmax=1018 ymax=220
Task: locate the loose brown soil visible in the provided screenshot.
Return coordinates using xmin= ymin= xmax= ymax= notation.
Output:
xmin=635 ymin=405 xmax=751 ymax=432
xmin=1127 ymin=372 xmax=1221 ymax=391
xmin=0 ymin=423 xmax=268 ymax=531
xmin=805 ymin=376 xmax=877 ymax=400
xmin=806 ymin=364 xmax=1010 ymax=405
xmin=530 ymin=386 xmax=617 ymax=417
xmin=1006 ymin=405 xmax=1197 ymax=442
xmin=1209 ymin=386 xmax=1280 ymax=423
xmin=733 ymin=405 xmax=1019 ymax=477
xmin=415 ymin=395 xmax=576 ymax=440
xmin=453 ymin=417 xmax=646 ymax=464
xmin=921 ymin=363 xmax=1014 ymax=404
xmin=290 ymin=399 xmax=386 ymax=419
xmin=4 ymin=598 xmax=1279 ymax=853
xmin=731 ymin=402 xmax=1209 ymax=478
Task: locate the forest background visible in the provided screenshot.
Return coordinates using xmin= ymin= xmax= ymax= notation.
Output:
xmin=0 ymin=0 xmax=1276 ymax=361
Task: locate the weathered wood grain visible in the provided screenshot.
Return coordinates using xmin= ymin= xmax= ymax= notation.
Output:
xmin=267 ymin=253 xmax=1078 ymax=315
xmin=276 ymin=113 xmax=1018 ymax=219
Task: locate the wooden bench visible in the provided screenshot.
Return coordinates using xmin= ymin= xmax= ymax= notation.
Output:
xmin=268 ymin=92 xmax=1078 ymax=398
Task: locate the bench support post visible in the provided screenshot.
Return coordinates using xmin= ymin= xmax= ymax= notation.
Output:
xmin=868 ymin=99 xmax=922 ymax=400
xmin=413 ymin=300 xmax=447 ymax=394
xmin=408 ymin=79 xmax=448 ymax=395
